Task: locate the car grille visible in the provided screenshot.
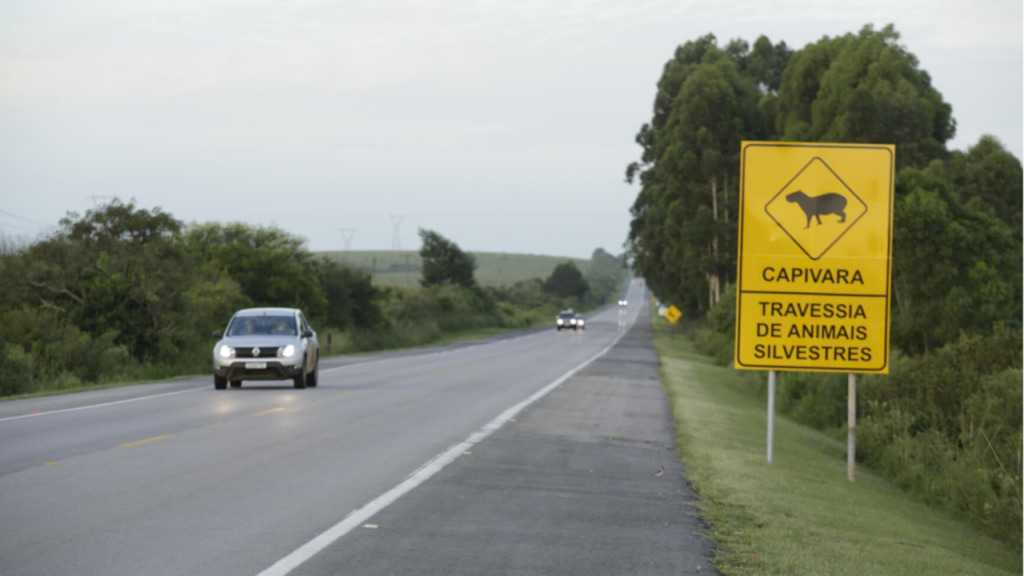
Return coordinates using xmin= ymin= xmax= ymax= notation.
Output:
xmin=236 ymin=346 xmax=280 ymax=358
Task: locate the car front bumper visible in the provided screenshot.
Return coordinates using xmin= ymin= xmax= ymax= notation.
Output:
xmin=214 ymin=358 xmax=303 ymax=381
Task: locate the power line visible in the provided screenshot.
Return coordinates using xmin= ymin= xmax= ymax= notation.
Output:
xmin=0 ymin=209 xmax=49 ymax=229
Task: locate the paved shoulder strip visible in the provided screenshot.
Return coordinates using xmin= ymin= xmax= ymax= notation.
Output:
xmin=256 ymin=320 xmax=632 ymax=576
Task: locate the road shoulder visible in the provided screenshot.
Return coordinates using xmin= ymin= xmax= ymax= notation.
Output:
xmin=296 ymin=309 xmax=718 ymax=576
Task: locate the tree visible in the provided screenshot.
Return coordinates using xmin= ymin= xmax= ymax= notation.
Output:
xmin=543 ymin=261 xmax=589 ymax=300
xmin=774 ymin=24 xmax=954 ymax=168
xmin=626 ymin=35 xmax=773 ymax=314
xmin=9 ymin=199 xmax=195 ymax=360
xmin=891 ymin=166 xmax=1020 ymax=353
xmin=313 ymin=258 xmax=384 ymax=330
xmin=584 ymin=248 xmax=627 ymax=305
xmin=418 ymin=229 xmax=477 ymax=288
xmin=927 ymin=135 xmax=1022 ymax=240
xmin=183 ymin=222 xmax=327 ymax=318
xmin=743 ymin=35 xmax=793 ymax=93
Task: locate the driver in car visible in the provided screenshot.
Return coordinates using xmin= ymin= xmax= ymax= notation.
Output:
xmin=273 ymin=318 xmax=295 ymax=335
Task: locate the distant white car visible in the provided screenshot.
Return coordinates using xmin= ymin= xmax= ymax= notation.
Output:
xmin=556 ymin=310 xmax=579 ymax=331
xmin=618 ymin=299 xmax=628 ymax=307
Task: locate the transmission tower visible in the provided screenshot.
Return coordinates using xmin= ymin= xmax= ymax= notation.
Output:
xmin=339 ymin=228 xmax=355 ymax=251
xmin=390 ymin=215 xmax=403 ymax=251
xmin=87 ymin=195 xmax=115 ymax=206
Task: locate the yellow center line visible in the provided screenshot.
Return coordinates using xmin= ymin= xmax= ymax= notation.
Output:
xmin=254 ymin=407 xmax=286 ymax=416
xmin=337 ymin=390 xmax=357 ymax=398
xmin=118 ymin=435 xmax=172 ymax=448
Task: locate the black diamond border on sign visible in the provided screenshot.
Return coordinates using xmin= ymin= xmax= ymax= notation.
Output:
xmin=763 ymin=156 xmax=869 ymax=261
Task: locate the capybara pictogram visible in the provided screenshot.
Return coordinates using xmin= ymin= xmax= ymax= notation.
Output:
xmin=786 ymin=190 xmax=847 ymax=228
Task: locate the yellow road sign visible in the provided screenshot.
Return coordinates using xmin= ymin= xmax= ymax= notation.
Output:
xmin=665 ymin=305 xmax=682 ymax=324
xmin=735 ymin=142 xmax=894 ymax=373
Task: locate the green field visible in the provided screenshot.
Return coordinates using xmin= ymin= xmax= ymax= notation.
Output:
xmin=320 ymin=250 xmax=589 ymax=288
xmin=652 ymin=320 xmax=1020 ymax=575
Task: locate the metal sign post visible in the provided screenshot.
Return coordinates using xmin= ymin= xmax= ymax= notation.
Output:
xmin=767 ymin=370 xmax=776 ymax=463
xmin=847 ymin=373 xmax=856 ymax=481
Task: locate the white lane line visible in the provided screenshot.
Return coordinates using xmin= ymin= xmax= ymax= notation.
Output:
xmin=0 ymin=387 xmax=204 ymax=423
xmin=256 ymin=319 xmax=633 ymax=576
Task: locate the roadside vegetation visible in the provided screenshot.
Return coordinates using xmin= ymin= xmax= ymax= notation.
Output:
xmin=625 ymin=23 xmax=1022 ymax=554
xmin=654 ymin=322 xmax=1020 ymax=575
xmin=0 ymin=206 xmax=627 ymax=398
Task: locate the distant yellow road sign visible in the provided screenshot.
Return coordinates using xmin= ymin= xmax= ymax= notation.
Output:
xmin=665 ymin=305 xmax=682 ymax=324
xmin=735 ymin=142 xmax=894 ymax=373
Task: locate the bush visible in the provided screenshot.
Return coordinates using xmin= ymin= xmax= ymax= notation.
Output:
xmin=0 ymin=343 xmax=35 ymax=396
xmin=0 ymin=307 xmax=136 ymax=395
xmin=692 ymin=284 xmax=737 ymax=366
xmin=777 ymin=371 xmax=848 ymax=430
xmin=779 ymin=331 xmax=1022 ymax=548
xmin=684 ymin=304 xmax=1022 ymax=549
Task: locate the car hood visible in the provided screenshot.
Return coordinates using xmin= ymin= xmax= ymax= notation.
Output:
xmin=217 ymin=335 xmax=301 ymax=347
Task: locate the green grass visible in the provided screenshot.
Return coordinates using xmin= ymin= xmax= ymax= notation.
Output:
xmin=320 ymin=250 xmax=588 ymax=287
xmin=653 ymin=323 xmax=1020 ymax=575
xmin=0 ymin=373 xmax=205 ymax=403
xmin=317 ymin=324 xmax=542 ymax=358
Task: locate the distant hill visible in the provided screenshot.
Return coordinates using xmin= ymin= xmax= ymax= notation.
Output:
xmin=319 ymin=250 xmax=589 ymax=288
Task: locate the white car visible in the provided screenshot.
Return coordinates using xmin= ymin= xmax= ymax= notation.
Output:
xmin=556 ymin=310 xmax=579 ymax=331
xmin=212 ymin=307 xmax=319 ymax=390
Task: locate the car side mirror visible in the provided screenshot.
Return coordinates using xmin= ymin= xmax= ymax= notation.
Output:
xmin=303 ymin=329 xmax=314 ymax=339
xmin=213 ymin=330 xmax=223 ymax=338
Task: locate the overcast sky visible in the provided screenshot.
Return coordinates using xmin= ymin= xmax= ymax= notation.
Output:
xmin=2 ymin=0 xmax=1020 ymax=259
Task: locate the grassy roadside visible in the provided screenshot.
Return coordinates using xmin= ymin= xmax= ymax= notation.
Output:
xmin=653 ymin=326 xmax=1020 ymax=575
xmin=318 ymin=323 xmax=544 ymax=358
xmin=0 ymin=373 xmax=206 ymax=402
xmin=321 ymin=250 xmax=590 ymax=287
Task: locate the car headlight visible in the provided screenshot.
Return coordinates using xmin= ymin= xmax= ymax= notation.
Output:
xmin=279 ymin=344 xmax=296 ymax=358
xmin=557 ymin=319 xmax=563 ymax=325
xmin=570 ymin=319 xmax=577 ymax=324
xmin=218 ymin=345 xmax=235 ymax=359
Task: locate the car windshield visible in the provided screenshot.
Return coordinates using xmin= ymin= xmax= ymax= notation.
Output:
xmin=559 ymin=313 xmax=575 ymax=320
xmin=227 ymin=315 xmax=296 ymax=336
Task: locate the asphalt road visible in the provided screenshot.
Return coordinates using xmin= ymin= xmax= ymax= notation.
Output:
xmin=0 ymin=282 xmax=716 ymax=576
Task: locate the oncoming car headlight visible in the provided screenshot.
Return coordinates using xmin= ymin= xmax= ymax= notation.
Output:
xmin=218 ymin=345 xmax=235 ymax=359
xmin=279 ymin=344 xmax=296 ymax=358
xmin=557 ymin=319 xmax=564 ymax=325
